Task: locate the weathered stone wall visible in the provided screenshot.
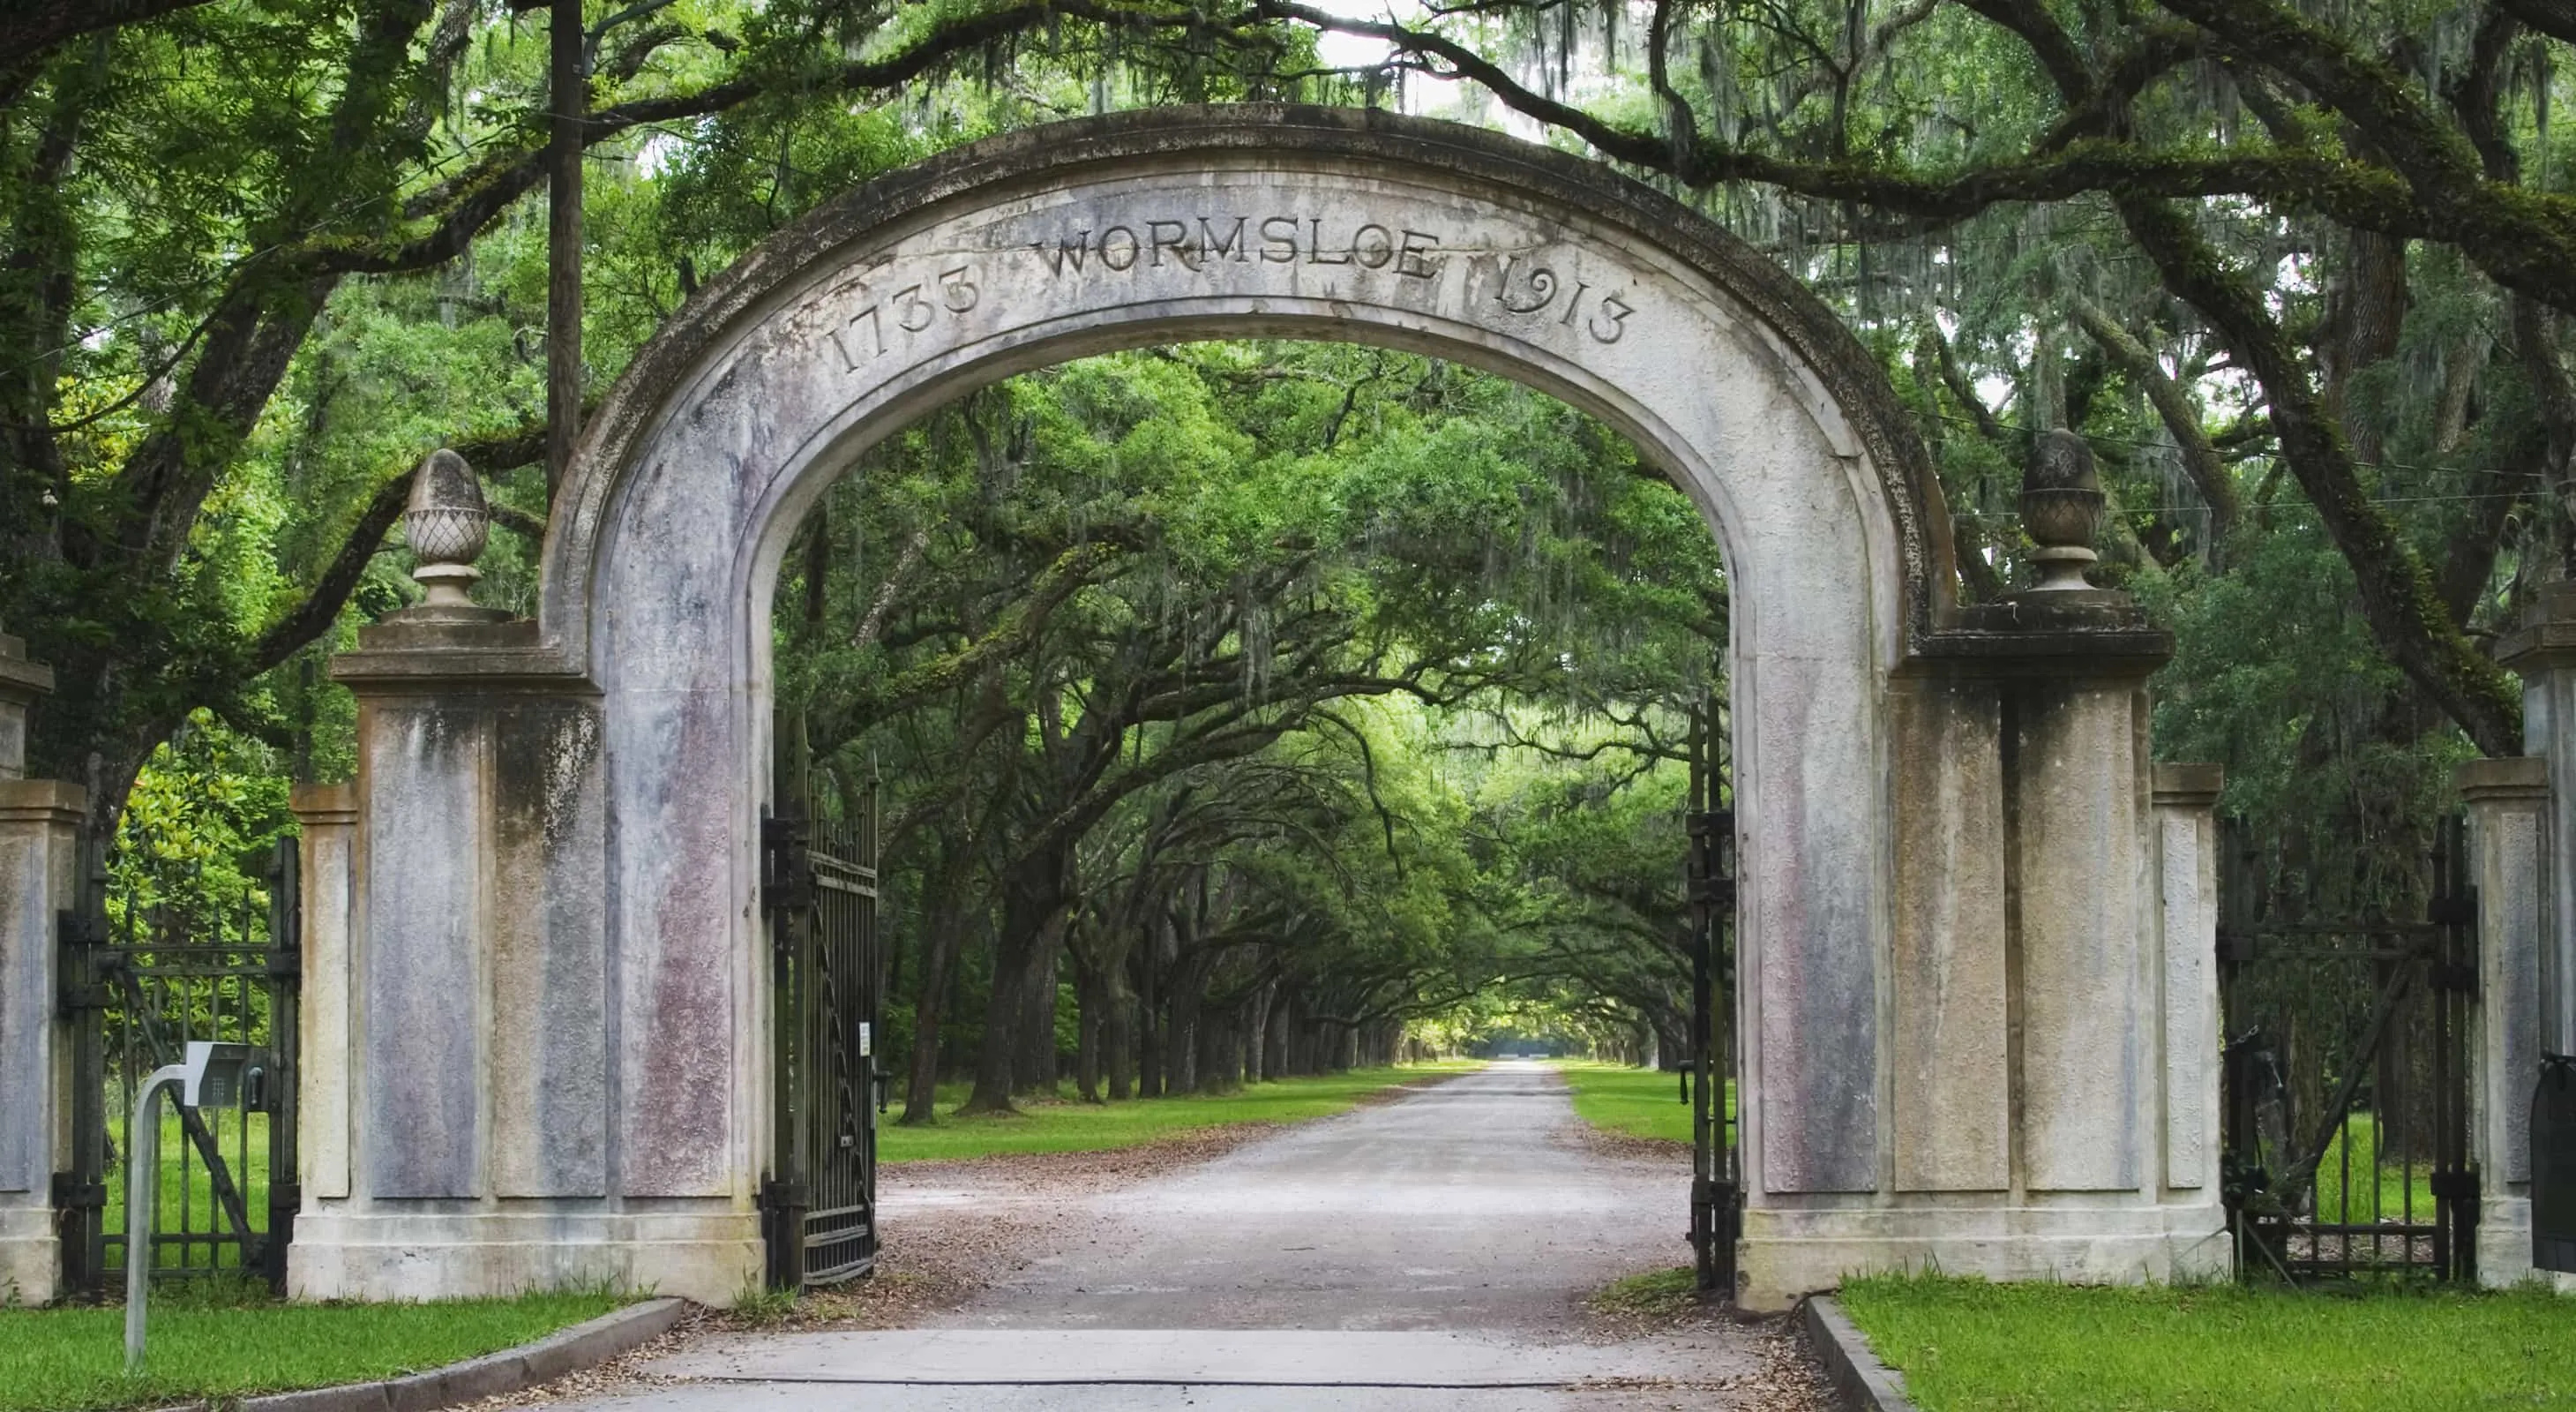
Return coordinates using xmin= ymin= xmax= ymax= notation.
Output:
xmin=1741 ymin=647 xmax=2228 ymax=1300
xmin=292 ymin=616 xmax=653 ymax=1301
xmin=1887 ymin=679 xmax=2009 ymax=1194
xmin=2154 ymin=763 xmax=2223 ymax=1199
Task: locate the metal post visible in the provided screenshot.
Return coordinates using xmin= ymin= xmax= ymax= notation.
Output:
xmin=57 ymin=839 xmax=109 ymax=1297
xmin=1685 ymin=701 xmax=1726 ymax=1296
xmin=264 ymin=837 xmax=302 ymax=1293
xmin=125 ymin=1063 xmax=187 ymax=1376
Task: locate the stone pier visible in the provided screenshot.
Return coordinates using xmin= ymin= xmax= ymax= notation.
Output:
xmin=0 ymin=630 xmax=79 ymax=1305
xmin=2489 ymin=584 xmax=2576 ymax=1288
xmin=2458 ymin=755 xmax=2551 ymax=1285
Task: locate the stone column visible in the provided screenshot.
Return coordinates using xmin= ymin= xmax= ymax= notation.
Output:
xmin=2456 ymin=756 xmax=2552 ymax=1287
xmin=2152 ymin=765 xmax=2223 ymax=1199
xmin=2011 ymin=663 xmax=2157 ymax=1198
xmin=1743 ymin=427 xmax=2226 ymax=1301
xmin=2504 ymin=583 xmax=2576 ymax=1062
xmin=0 ymin=629 xmax=79 ymax=1304
xmin=292 ymin=785 xmax=357 ymax=1207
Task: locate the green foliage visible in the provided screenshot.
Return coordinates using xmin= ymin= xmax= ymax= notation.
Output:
xmin=110 ymin=712 xmax=295 ymax=924
xmin=102 ymin=1108 xmax=276 ymax=1265
xmin=777 ymin=341 xmax=1726 ymax=1098
xmin=727 ymin=1284 xmax=802 ymax=1329
xmin=2144 ymin=519 xmax=2476 ymax=909
xmin=880 ymin=1063 xmax=1482 ymax=1162
xmin=1837 ymin=1273 xmax=2576 ymax=1411
xmin=0 ymin=1290 xmax=636 ymax=1412
xmin=14 ymin=0 xmax=2552 ymax=1131
xmin=1553 ymin=1061 xmax=1696 ymax=1145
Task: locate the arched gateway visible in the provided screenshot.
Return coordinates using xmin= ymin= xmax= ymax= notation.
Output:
xmin=292 ymin=106 xmax=2227 ymax=1310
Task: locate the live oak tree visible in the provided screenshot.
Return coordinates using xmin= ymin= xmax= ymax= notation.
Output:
xmin=12 ymin=0 xmax=2568 ymax=1064
xmin=775 ymin=342 xmax=1731 ymax=1108
xmin=0 ymin=0 xmax=1313 ymax=851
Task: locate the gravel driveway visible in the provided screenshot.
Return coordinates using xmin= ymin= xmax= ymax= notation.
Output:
xmin=513 ymin=1061 xmax=1831 ymax=1410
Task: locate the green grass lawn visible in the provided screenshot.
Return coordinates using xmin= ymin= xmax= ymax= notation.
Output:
xmin=102 ymin=1107 xmax=273 ymax=1271
xmin=880 ymin=1062 xmax=1482 ymax=1162
xmin=1550 ymin=1059 xmax=1730 ymax=1144
xmin=0 ymin=1288 xmax=635 ymax=1412
xmin=1838 ymin=1273 xmax=2576 ymax=1411
xmin=2309 ymin=1112 xmax=2438 ymax=1228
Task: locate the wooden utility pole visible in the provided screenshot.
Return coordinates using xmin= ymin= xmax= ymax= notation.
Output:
xmin=547 ymin=0 xmax=585 ymax=501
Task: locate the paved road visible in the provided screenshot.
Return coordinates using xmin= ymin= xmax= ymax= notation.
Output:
xmin=548 ymin=1062 xmax=1795 ymax=1409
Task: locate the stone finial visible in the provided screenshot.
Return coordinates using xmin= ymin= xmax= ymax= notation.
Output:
xmin=404 ymin=449 xmax=490 ymax=607
xmin=2021 ymin=428 xmax=2104 ymax=591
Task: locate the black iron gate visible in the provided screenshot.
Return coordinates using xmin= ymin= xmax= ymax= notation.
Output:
xmin=760 ymin=772 xmax=883 ymax=1289
xmin=56 ymin=833 xmax=300 ymax=1297
xmin=2219 ymin=815 xmax=2477 ymax=1283
xmin=1685 ymin=703 xmax=1740 ymax=1296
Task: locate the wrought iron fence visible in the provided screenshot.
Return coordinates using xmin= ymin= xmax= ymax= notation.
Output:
xmin=57 ymin=833 xmax=300 ymax=1297
xmin=2218 ymin=816 xmax=2475 ymax=1283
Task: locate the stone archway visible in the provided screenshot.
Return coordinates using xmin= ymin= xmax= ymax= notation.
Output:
xmin=293 ymin=105 xmax=2226 ymax=1310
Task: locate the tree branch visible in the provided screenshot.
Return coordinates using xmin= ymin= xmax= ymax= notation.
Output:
xmin=2069 ymin=296 xmax=2239 ymax=544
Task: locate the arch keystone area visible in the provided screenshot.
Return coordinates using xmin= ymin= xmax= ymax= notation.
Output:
xmin=289 ymin=105 xmax=2225 ymax=1310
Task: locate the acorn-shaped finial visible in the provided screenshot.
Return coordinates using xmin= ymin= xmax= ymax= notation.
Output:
xmin=404 ymin=448 xmax=490 ymax=606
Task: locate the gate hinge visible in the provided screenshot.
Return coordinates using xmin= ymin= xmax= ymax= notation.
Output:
xmin=2429 ymin=1168 xmax=2481 ymax=1203
xmin=2430 ymin=962 xmax=2481 ymax=995
xmin=759 ymin=1177 xmax=810 ymax=1213
xmin=54 ymin=913 xmax=110 ymax=1013
xmin=49 ymin=1171 xmax=105 ymax=1211
xmin=2430 ymin=891 xmax=2477 ymax=928
xmin=761 ymin=815 xmax=812 ymax=916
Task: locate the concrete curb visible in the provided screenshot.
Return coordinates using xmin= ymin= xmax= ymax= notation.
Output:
xmin=227 ymin=1296 xmax=691 ymax=1412
xmin=1801 ymin=1294 xmax=1921 ymax=1412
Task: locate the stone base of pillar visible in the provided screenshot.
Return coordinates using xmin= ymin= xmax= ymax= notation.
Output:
xmin=2475 ymin=1195 xmax=2576 ymax=1292
xmin=1737 ymin=1197 xmax=2231 ymax=1311
xmin=288 ymin=1204 xmax=760 ymax=1306
xmin=0 ymin=1201 xmax=56 ymax=1304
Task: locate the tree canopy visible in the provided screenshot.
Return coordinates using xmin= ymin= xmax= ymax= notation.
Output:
xmin=4 ymin=0 xmax=2559 ymax=1076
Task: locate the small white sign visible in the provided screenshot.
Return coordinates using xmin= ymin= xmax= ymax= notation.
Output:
xmin=857 ymin=1022 xmax=872 ymax=1056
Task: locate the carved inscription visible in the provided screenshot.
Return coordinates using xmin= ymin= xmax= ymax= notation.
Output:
xmin=1491 ymin=254 xmax=1632 ymax=344
xmin=821 ymin=259 xmax=980 ymax=371
xmin=1028 ymin=214 xmax=1638 ymax=348
xmin=811 ymin=213 xmax=1648 ymax=375
xmin=1033 ymin=214 xmax=1445 ymax=279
